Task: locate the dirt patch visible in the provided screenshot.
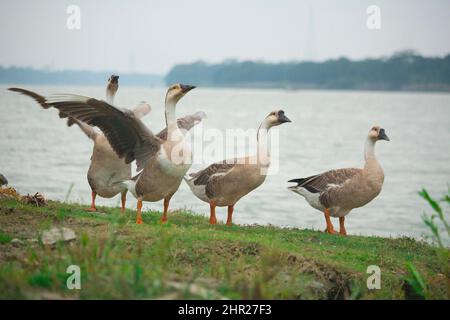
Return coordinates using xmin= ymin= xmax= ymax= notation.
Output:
xmin=286 ymin=254 xmax=353 ymax=299
xmin=0 ymin=206 xmax=52 ymax=239
xmin=171 ymin=240 xmax=353 ymax=299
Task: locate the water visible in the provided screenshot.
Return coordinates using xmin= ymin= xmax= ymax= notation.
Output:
xmin=1 ymin=85 xmax=449 ymax=240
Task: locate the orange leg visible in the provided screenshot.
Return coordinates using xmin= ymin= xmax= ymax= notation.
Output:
xmin=339 ymin=217 xmax=347 ymax=236
xmin=226 ymin=205 xmax=234 ymax=226
xmin=120 ymin=191 xmax=127 ymax=213
xmin=209 ymin=200 xmax=217 ymax=225
xmin=136 ymin=199 xmax=143 ymax=224
xmin=161 ymin=195 xmax=172 ymax=223
xmin=323 ymin=208 xmax=337 ymax=234
xmin=85 ymin=191 xmax=97 ymax=212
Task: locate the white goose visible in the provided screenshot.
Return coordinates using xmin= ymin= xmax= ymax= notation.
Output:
xmin=288 ymin=126 xmax=390 ymax=235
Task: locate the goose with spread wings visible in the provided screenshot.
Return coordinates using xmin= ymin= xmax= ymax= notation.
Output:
xmin=288 ymin=126 xmax=390 ymax=235
xmin=10 ymin=83 xmax=196 ymax=224
xmin=9 ymin=75 xmax=152 ymax=212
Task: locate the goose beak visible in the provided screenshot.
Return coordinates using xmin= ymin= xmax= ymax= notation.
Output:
xmin=378 ymin=128 xmax=390 ymax=141
xmin=180 ymin=84 xmax=196 ymax=93
xmin=279 ymin=114 xmax=292 ymax=124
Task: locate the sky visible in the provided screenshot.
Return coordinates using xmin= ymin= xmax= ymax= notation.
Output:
xmin=1 ymin=0 xmax=449 ymax=74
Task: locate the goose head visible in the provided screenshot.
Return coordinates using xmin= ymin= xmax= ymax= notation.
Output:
xmin=165 ymin=83 xmax=196 ymax=105
xmin=108 ymin=74 xmax=119 ymax=84
xmin=106 ymin=74 xmax=119 ymax=101
xmin=263 ymin=110 xmax=292 ymax=128
xmin=368 ymin=126 xmax=390 ymax=142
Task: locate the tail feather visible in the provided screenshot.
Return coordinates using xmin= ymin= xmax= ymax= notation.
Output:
xmin=288 ymin=174 xmax=319 ymax=186
xmin=183 ymin=173 xmax=209 ymax=203
xmin=288 ymin=178 xmax=308 ymax=185
xmin=112 ymin=179 xmax=137 ymax=198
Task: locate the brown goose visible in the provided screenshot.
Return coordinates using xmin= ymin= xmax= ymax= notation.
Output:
xmin=8 ymin=75 xmax=151 ymax=212
xmin=10 ymin=84 xmax=196 ymax=224
xmin=185 ymin=110 xmax=291 ymax=226
xmin=288 ymin=126 xmax=390 ymax=235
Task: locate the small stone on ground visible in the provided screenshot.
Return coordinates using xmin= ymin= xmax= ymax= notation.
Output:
xmin=41 ymin=227 xmax=76 ymax=245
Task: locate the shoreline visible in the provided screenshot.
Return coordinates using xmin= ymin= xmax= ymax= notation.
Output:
xmin=0 ymin=194 xmax=448 ymax=299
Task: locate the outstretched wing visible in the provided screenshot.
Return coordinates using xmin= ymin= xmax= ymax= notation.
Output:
xmin=9 ymin=88 xmax=161 ymax=171
xmin=8 ymin=87 xmax=49 ymax=109
xmin=9 ymin=87 xmax=97 ymax=140
xmin=157 ymin=111 xmax=207 ymax=140
xmin=44 ymin=94 xmax=161 ymax=171
xmin=132 ymin=102 xmax=152 ymax=119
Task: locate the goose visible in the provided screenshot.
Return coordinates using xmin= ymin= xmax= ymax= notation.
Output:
xmin=9 ymin=75 xmax=151 ymax=212
xmin=288 ymin=126 xmax=390 ymax=235
xmin=10 ymin=83 xmax=196 ymax=224
xmin=185 ymin=110 xmax=291 ymax=226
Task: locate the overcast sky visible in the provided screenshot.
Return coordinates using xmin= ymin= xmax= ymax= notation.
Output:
xmin=1 ymin=0 xmax=449 ymax=74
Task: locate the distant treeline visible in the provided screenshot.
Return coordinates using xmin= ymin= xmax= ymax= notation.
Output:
xmin=166 ymin=51 xmax=450 ymax=92
xmin=0 ymin=67 xmax=163 ymax=87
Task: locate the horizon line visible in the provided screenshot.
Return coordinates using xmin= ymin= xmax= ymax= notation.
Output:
xmin=1 ymin=49 xmax=449 ymax=76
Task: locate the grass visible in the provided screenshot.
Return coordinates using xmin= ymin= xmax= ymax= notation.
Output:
xmin=0 ymin=231 xmax=12 ymax=244
xmin=404 ymin=187 xmax=450 ymax=299
xmin=0 ymin=196 xmax=448 ymax=300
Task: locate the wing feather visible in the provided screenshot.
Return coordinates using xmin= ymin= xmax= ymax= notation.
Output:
xmin=157 ymin=111 xmax=206 ymax=140
xmin=189 ymin=161 xmax=235 ymax=186
xmin=9 ymin=88 xmax=161 ymax=171
xmin=132 ymin=102 xmax=152 ymax=119
xmin=290 ymin=168 xmax=361 ymax=194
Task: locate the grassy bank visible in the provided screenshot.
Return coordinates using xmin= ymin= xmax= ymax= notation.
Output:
xmin=0 ymin=196 xmax=448 ymax=300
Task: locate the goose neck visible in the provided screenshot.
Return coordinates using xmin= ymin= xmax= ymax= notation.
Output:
xmin=106 ymin=85 xmax=117 ymax=104
xmin=256 ymin=120 xmax=271 ymax=166
xmin=364 ymin=137 xmax=376 ymax=160
xmin=165 ymin=99 xmax=178 ymax=137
